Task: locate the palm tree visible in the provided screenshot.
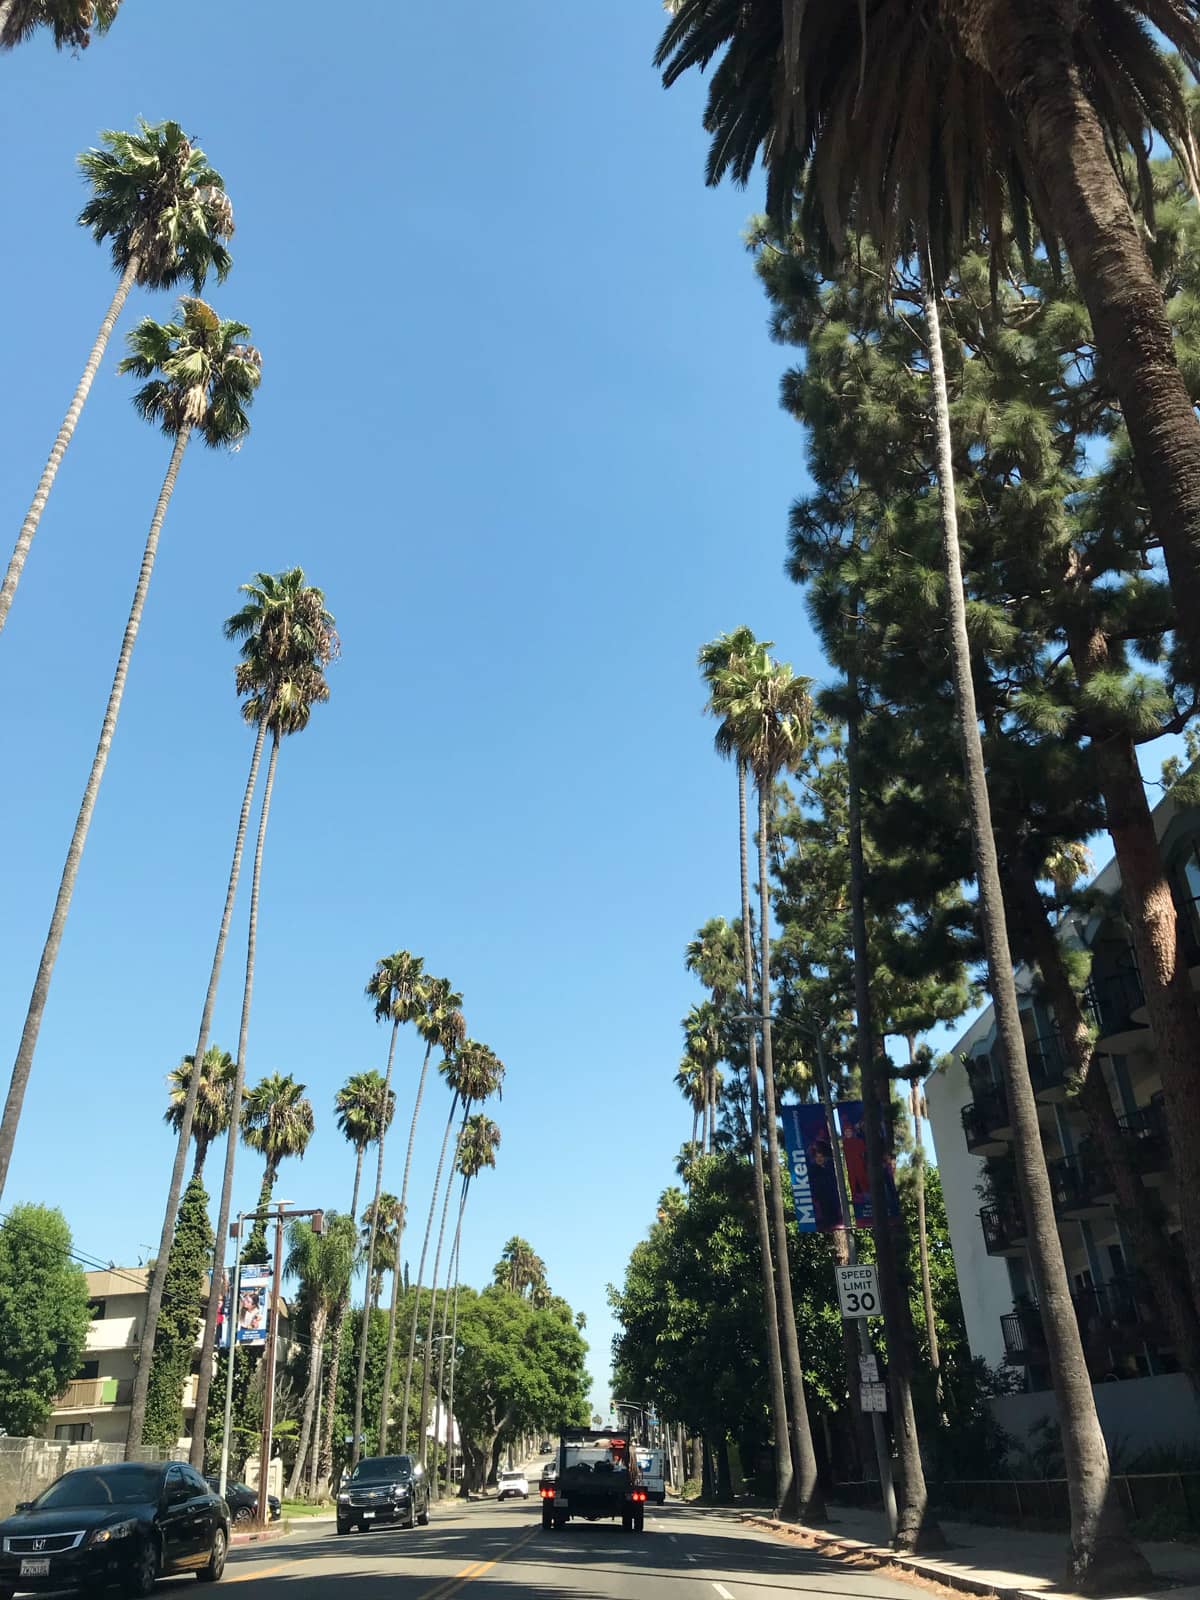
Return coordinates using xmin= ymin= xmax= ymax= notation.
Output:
xmin=710 ymin=643 xmax=824 ymax=1523
xmin=186 ymin=569 xmax=336 ymax=1469
xmin=2 ymin=295 xmax=259 ymax=1288
xmin=917 ymin=291 xmax=1145 ymax=1584
xmin=698 ymin=628 xmax=802 ymax=1521
xmin=360 ymin=1194 xmax=403 ymax=1306
xmin=283 ymin=1213 xmax=357 ymax=1498
xmin=349 ymin=952 xmax=429 ymax=1469
xmin=416 ymin=1044 xmax=504 ymax=1465
xmin=1 ymin=122 xmax=233 ymax=634
xmin=493 ymin=1236 xmax=545 ymax=1298
xmin=437 ymin=1114 xmax=499 ymax=1499
xmin=378 ymin=978 xmax=464 ymax=1452
xmin=163 ymin=1047 xmax=235 ymax=1182
xmin=682 ymin=1001 xmax=723 ymax=1151
xmin=239 ymin=1073 xmax=316 ymax=1254
xmin=656 ymin=2 xmax=1200 ymax=680
xmin=674 ymin=1055 xmax=709 ymax=1154
xmin=335 ymin=1071 xmax=395 ymax=1221
xmin=0 ymin=0 xmax=120 ymax=48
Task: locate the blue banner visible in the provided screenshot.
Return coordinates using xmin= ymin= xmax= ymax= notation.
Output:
xmin=781 ymin=1104 xmax=844 ymax=1232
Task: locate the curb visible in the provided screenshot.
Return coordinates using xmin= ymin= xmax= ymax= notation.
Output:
xmin=742 ymin=1515 xmax=1018 ymax=1600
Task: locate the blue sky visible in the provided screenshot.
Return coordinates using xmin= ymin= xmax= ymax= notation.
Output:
xmin=0 ymin=3 xmax=830 ymax=1405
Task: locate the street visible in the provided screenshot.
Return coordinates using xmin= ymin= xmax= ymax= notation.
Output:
xmin=214 ymin=1498 xmax=927 ymax=1600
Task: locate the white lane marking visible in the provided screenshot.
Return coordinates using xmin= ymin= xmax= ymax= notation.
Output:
xmin=712 ymin=1586 xmax=734 ymax=1600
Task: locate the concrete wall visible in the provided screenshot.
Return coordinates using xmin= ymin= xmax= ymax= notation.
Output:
xmin=992 ymin=1372 xmax=1200 ymax=1461
xmin=925 ymin=1052 xmax=1015 ymax=1372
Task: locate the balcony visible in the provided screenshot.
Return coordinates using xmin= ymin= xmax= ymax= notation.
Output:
xmin=961 ymin=1085 xmax=1012 ymax=1156
xmin=1119 ymin=1102 xmax=1169 ymax=1181
xmin=1085 ymin=968 xmax=1146 ymax=1047
xmin=1073 ymin=1278 xmax=1164 ymax=1379
xmin=1001 ymin=1306 xmax=1047 ymax=1366
xmin=55 ymin=1377 xmax=132 ymax=1410
xmin=1048 ymin=1152 xmax=1112 ymax=1219
xmin=1027 ymin=1032 xmax=1069 ymax=1102
xmin=980 ymin=1199 xmax=1027 ymax=1257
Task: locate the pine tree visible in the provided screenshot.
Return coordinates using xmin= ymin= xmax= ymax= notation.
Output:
xmin=142 ymin=1176 xmax=213 ymax=1449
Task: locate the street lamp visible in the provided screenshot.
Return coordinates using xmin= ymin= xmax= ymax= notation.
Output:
xmin=219 ymin=1202 xmax=324 ymax=1529
xmin=734 ymin=1012 xmax=898 ymax=1536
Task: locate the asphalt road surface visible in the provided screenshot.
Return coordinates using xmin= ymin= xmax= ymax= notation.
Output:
xmin=212 ymin=1497 xmax=926 ymax=1600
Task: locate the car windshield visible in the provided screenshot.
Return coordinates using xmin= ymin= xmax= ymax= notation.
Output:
xmin=36 ymin=1468 xmax=162 ymax=1509
xmin=349 ymin=1457 xmax=411 ymax=1483
xmin=500 ymin=1473 xmax=522 ymax=1481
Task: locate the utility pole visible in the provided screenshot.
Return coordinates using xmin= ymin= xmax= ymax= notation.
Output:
xmin=813 ymin=1032 xmax=899 ymax=1537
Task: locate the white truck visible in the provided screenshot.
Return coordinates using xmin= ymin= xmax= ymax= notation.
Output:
xmin=635 ymin=1448 xmax=666 ymax=1504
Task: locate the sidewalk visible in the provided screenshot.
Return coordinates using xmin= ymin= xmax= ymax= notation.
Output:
xmin=744 ymin=1503 xmax=1200 ymax=1600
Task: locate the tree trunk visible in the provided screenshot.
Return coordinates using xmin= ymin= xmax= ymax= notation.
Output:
xmin=757 ymin=780 xmax=825 ymax=1522
xmin=0 ymin=257 xmax=140 ymax=636
xmin=399 ymin=1098 xmax=459 ymax=1452
xmin=418 ymin=1113 xmax=467 ymax=1466
xmin=185 ymin=717 xmax=272 ymax=1467
xmin=0 ymin=425 xmax=191 ymax=1209
xmin=445 ymin=1188 xmax=468 ymax=1498
xmin=846 ymin=699 xmax=941 ymax=1551
xmin=955 ymin=0 xmax=1200 ymax=678
xmin=350 ymin=1147 xmax=364 ymax=1221
xmin=378 ymin=1040 xmax=434 ymax=1452
xmin=1069 ymin=620 xmax=1200 ymax=1320
xmin=1004 ymin=848 xmax=1200 ymax=1382
xmin=316 ymin=1297 xmax=347 ymax=1493
xmin=908 ymin=1055 xmax=943 ymax=1420
xmin=350 ymin=1019 xmax=399 ymax=1469
xmin=735 ymin=761 xmax=795 ymax=1518
xmin=700 ymin=1436 xmax=715 ymax=1500
xmin=287 ymin=1302 xmax=327 ymax=1497
xmin=924 ymin=274 xmax=1146 ymax=1592
xmin=431 ymin=1186 xmax=463 ymax=1497
xmin=831 ymin=1226 xmax=871 ymax=1477
xmin=716 ymin=1436 xmax=734 ymax=1501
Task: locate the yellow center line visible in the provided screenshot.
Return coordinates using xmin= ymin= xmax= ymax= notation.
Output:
xmin=226 ymin=1562 xmax=288 ymax=1584
xmin=421 ymin=1525 xmax=540 ymax=1600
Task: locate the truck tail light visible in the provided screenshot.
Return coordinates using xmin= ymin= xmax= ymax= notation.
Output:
xmin=540 ymin=1486 xmax=555 ymax=1499
xmin=632 ymin=1490 xmax=647 ymax=1502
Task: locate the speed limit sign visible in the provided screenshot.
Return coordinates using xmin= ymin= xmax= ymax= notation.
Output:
xmin=835 ymin=1264 xmax=881 ymax=1318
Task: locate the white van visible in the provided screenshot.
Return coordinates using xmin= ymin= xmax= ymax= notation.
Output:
xmin=635 ymin=1449 xmax=666 ymax=1503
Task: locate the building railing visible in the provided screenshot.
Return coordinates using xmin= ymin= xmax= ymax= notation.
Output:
xmin=980 ymin=1200 xmax=1027 ymax=1256
xmin=1002 ymin=1278 xmax=1165 ymax=1385
xmin=55 ymin=1378 xmax=132 ymax=1410
xmin=1047 ymin=1152 xmax=1110 ymax=1214
xmin=1085 ymin=967 xmax=1145 ymax=1038
xmin=1026 ymin=1032 xmax=1068 ymax=1098
xmin=961 ymin=1085 xmax=1010 ymax=1152
xmin=1118 ymin=1102 xmax=1169 ymax=1175
xmin=1000 ymin=1305 xmax=1046 ymax=1363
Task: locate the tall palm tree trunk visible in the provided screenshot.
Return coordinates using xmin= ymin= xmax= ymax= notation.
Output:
xmin=378 ymin=1041 xmax=434 ymax=1451
xmin=1004 ymin=849 xmax=1200 ymax=1379
xmin=735 ymin=761 xmax=795 ymax=1518
xmin=418 ymin=1113 xmax=467 ymax=1467
xmin=923 ymin=275 xmax=1146 ymax=1592
xmin=0 ymin=258 xmax=140 ymax=636
xmin=349 ymin=1019 xmax=399 ymax=1469
xmin=845 ymin=700 xmax=940 ymax=1550
xmin=287 ymin=1304 xmax=327 ymax=1497
xmin=756 ymin=781 xmax=824 ymax=1521
xmin=177 ymin=718 xmax=272 ymax=1467
xmin=0 ymin=425 xmax=192 ymax=1209
xmin=691 ymin=1105 xmax=701 ymax=1154
xmin=957 ymin=0 xmax=1200 ymax=678
xmin=399 ymin=1098 xmax=458 ymax=1453
xmin=350 ymin=1147 xmax=365 ymax=1221
xmin=434 ymin=1181 xmax=467 ymax=1498
xmin=316 ymin=1299 xmax=347 ymax=1493
xmin=446 ymin=1264 xmax=464 ymax=1497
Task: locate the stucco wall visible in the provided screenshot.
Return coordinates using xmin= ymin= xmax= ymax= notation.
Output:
xmin=991 ymin=1372 xmax=1200 ymax=1459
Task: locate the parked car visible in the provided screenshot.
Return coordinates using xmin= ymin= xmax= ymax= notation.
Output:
xmin=336 ymin=1455 xmax=429 ymax=1534
xmin=0 ymin=1460 xmax=228 ymax=1599
xmin=496 ymin=1470 xmax=528 ymax=1501
xmin=204 ymin=1479 xmax=280 ymax=1525
xmin=538 ymin=1441 xmax=552 ymax=1453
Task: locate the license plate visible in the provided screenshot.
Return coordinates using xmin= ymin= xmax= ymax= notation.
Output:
xmin=21 ymin=1559 xmax=50 ymax=1577
xmin=361 ymin=1511 xmax=375 ymax=1519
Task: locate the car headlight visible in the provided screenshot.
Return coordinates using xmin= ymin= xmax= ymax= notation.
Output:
xmin=392 ymin=1486 xmax=410 ymax=1498
xmin=88 ymin=1521 xmax=137 ymax=1545
xmin=337 ymin=1493 xmax=350 ymax=1504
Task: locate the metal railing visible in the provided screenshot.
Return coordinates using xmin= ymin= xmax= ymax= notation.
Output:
xmin=1026 ymin=1032 xmax=1067 ymax=1097
xmin=961 ymin=1085 xmax=1010 ymax=1151
xmin=1000 ymin=1305 xmax=1046 ymax=1362
xmin=1085 ymin=968 xmax=1145 ymax=1038
xmin=1047 ymin=1152 xmax=1110 ymax=1214
xmin=1118 ymin=1103 xmax=1169 ymax=1174
xmin=980 ymin=1201 xmax=1026 ymax=1256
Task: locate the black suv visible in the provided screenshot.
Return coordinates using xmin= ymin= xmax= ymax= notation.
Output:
xmin=337 ymin=1456 xmax=430 ymax=1534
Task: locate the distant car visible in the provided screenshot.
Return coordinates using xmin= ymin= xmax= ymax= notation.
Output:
xmin=538 ymin=1441 xmax=552 ymax=1453
xmin=0 ymin=1460 xmax=228 ymax=1599
xmin=496 ymin=1470 xmax=529 ymax=1501
xmin=337 ymin=1455 xmax=429 ymax=1534
xmin=205 ymin=1478 xmax=280 ymax=1525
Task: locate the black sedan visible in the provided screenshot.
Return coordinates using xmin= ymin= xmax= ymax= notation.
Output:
xmin=0 ymin=1461 xmax=228 ymax=1599
xmin=203 ymin=1481 xmax=279 ymax=1526
xmin=336 ymin=1455 xmax=429 ymax=1534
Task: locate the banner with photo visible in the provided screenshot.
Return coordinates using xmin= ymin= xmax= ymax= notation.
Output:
xmin=780 ymin=1104 xmax=844 ymax=1232
xmin=220 ymin=1263 xmax=271 ymax=1347
xmin=835 ymin=1101 xmax=900 ymax=1226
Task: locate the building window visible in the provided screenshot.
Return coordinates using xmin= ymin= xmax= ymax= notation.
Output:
xmin=54 ymin=1424 xmax=92 ymax=1443
xmin=88 ymin=1298 xmax=106 ymax=1320
xmin=1172 ymin=842 xmax=1200 ymax=944
xmin=76 ymin=1360 xmax=100 ymax=1380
